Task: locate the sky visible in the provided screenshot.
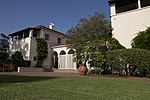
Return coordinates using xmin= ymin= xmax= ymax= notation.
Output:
xmin=0 ymin=0 xmax=110 ymax=35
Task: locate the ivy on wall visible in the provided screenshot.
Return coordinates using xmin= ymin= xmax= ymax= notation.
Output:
xmin=36 ymin=38 xmax=48 ymax=67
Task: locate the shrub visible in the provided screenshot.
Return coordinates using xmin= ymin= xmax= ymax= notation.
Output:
xmin=11 ymin=51 xmax=31 ymax=70
xmin=11 ymin=51 xmax=24 ymax=68
xmin=105 ymin=48 xmax=150 ymax=76
xmin=23 ymin=60 xmax=31 ymax=67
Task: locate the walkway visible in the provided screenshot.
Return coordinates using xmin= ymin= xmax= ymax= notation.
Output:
xmin=0 ymin=71 xmax=150 ymax=81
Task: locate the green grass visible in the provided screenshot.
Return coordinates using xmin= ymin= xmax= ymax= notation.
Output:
xmin=0 ymin=74 xmax=150 ymax=100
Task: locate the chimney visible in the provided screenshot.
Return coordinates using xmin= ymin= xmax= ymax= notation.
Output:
xmin=49 ymin=23 xmax=55 ymax=30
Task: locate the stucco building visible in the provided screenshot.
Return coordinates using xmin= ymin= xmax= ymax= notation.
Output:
xmin=9 ymin=24 xmax=76 ymax=69
xmin=109 ymin=0 xmax=150 ymax=48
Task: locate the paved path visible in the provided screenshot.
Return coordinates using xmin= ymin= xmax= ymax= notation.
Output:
xmin=0 ymin=72 xmax=150 ymax=81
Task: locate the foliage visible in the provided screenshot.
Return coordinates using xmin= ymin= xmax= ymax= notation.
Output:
xmin=132 ymin=27 xmax=150 ymax=50
xmin=0 ymin=74 xmax=150 ymax=100
xmin=67 ymin=12 xmax=112 ymax=66
xmin=11 ymin=51 xmax=25 ymax=68
xmin=108 ymin=38 xmax=125 ymax=50
xmin=105 ymin=48 xmax=150 ymax=76
xmin=36 ymin=38 xmax=48 ymax=67
xmin=0 ymin=33 xmax=9 ymax=63
xmin=88 ymin=52 xmax=105 ymax=67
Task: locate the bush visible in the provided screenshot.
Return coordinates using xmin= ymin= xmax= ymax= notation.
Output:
xmin=23 ymin=60 xmax=31 ymax=67
xmin=11 ymin=51 xmax=31 ymax=70
xmin=105 ymin=48 xmax=150 ymax=76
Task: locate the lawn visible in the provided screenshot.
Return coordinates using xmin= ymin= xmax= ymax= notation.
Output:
xmin=0 ymin=74 xmax=150 ymax=100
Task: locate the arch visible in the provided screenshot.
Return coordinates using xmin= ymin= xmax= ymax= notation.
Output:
xmin=68 ymin=49 xmax=75 ymax=54
xmin=53 ymin=51 xmax=58 ymax=55
xmin=60 ymin=50 xmax=66 ymax=55
xmin=52 ymin=51 xmax=58 ymax=68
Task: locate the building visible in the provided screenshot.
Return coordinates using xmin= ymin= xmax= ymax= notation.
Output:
xmin=109 ymin=0 xmax=150 ymax=48
xmin=9 ymin=24 xmax=76 ymax=69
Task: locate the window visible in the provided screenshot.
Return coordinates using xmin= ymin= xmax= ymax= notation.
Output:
xmin=66 ymin=40 xmax=68 ymax=44
xmin=33 ymin=30 xmax=40 ymax=38
xmin=141 ymin=0 xmax=150 ymax=7
xmin=116 ymin=0 xmax=138 ymax=13
xmin=45 ymin=34 xmax=49 ymax=41
xmin=57 ymin=38 xmax=61 ymax=44
xmin=34 ymin=57 xmax=36 ymax=61
xmin=24 ymin=32 xmax=29 ymax=38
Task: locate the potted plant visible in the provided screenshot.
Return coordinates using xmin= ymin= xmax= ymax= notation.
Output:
xmin=78 ymin=64 xmax=88 ymax=75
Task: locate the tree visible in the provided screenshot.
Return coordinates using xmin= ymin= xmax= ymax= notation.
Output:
xmin=67 ymin=12 xmax=124 ymax=68
xmin=88 ymin=52 xmax=105 ymax=68
xmin=11 ymin=51 xmax=24 ymax=70
xmin=36 ymin=38 xmax=48 ymax=67
xmin=67 ymin=12 xmax=112 ymax=66
xmin=107 ymin=38 xmax=125 ymax=50
xmin=0 ymin=33 xmax=9 ymax=63
xmin=132 ymin=27 xmax=150 ymax=50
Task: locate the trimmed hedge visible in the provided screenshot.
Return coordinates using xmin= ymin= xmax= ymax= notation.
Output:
xmin=105 ymin=48 xmax=150 ymax=76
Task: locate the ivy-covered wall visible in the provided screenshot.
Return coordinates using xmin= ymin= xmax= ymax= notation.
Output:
xmin=36 ymin=38 xmax=48 ymax=67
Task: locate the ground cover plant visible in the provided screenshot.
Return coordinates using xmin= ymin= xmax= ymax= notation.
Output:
xmin=0 ymin=73 xmax=150 ymax=100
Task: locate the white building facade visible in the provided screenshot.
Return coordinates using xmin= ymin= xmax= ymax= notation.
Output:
xmin=9 ymin=24 xmax=77 ymax=69
xmin=109 ymin=0 xmax=150 ymax=48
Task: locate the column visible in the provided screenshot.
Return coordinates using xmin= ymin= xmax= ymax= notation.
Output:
xmin=138 ymin=0 xmax=141 ymax=9
xmin=110 ymin=3 xmax=116 ymax=16
xmin=66 ymin=52 xmax=68 ymax=69
xmin=10 ymin=36 xmax=13 ymax=42
xmin=57 ymin=53 xmax=60 ymax=69
xmin=29 ymin=29 xmax=33 ymax=38
xmin=28 ymin=29 xmax=33 ymax=61
xmin=9 ymin=37 xmax=13 ymax=51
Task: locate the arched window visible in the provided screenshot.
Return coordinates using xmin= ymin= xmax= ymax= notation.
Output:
xmin=53 ymin=51 xmax=58 ymax=56
xmin=68 ymin=49 xmax=75 ymax=54
xmin=60 ymin=50 xmax=66 ymax=55
xmin=52 ymin=51 xmax=58 ymax=68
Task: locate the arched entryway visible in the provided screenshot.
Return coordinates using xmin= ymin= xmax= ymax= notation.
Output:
xmin=52 ymin=45 xmax=77 ymax=70
xmin=67 ymin=49 xmax=76 ymax=69
xmin=52 ymin=51 xmax=58 ymax=68
xmin=59 ymin=50 xmax=66 ymax=69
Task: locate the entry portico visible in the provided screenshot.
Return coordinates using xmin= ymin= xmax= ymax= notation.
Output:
xmin=52 ymin=45 xmax=77 ymax=70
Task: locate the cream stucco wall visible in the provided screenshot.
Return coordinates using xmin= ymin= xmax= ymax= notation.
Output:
xmin=111 ymin=6 xmax=150 ymax=48
xmin=10 ymin=26 xmax=68 ymax=67
xmin=40 ymin=28 xmax=68 ymax=67
xmin=41 ymin=28 xmax=68 ymax=46
xmin=10 ymin=37 xmax=31 ymax=60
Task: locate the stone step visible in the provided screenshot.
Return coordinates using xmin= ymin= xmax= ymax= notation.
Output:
xmin=18 ymin=67 xmax=44 ymax=72
xmin=53 ymin=68 xmax=78 ymax=73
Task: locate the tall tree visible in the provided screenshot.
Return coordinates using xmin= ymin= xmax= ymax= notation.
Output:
xmin=0 ymin=33 xmax=9 ymax=63
xmin=132 ymin=27 xmax=150 ymax=50
xmin=67 ymin=12 xmax=112 ymax=66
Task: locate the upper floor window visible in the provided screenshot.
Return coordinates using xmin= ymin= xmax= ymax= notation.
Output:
xmin=141 ymin=0 xmax=150 ymax=8
xmin=24 ymin=32 xmax=29 ymax=38
xmin=45 ymin=34 xmax=49 ymax=41
xmin=57 ymin=38 xmax=61 ymax=44
xmin=116 ymin=0 xmax=138 ymax=13
xmin=33 ymin=30 xmax=40 ymax=38
xmin=66 ymin=40 xmax=68 ymax=44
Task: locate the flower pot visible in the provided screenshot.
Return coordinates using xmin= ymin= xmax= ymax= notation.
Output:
xmin=78 ymin=65 xmax=88 ymax=75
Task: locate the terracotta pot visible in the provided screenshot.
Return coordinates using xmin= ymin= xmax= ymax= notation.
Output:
xmin=78 ymin=65 xmax=88 ymax=75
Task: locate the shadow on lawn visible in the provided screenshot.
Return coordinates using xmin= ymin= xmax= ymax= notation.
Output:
xmin=0 ymin=75 xmax=60 ymax=83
